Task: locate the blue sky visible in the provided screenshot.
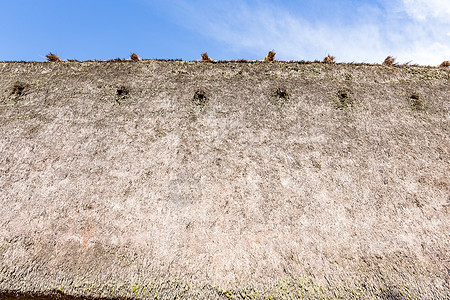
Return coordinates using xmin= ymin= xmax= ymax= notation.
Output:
xmin=1 ymin=0 xmax=449 ymax=64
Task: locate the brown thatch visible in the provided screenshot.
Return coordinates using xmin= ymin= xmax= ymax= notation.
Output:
xmin=130 ymin=53 xmax=141 ymax=61
xmin=0 ymin=61 xmax=448 ymax=300
xmin=439 ymin=60 xmax=450 ymax=67
xmin=264 ymin=51 xmax=276 ymax=62
xmin=201 ymin=52 xmax=214 ymax=62
xmin=45 ymin=52 xmax=62 ymax=62
xmin=323 ymin=55 xmax=335 ymax=64
xmin=382 ymin=56 xmax=396 ymax=66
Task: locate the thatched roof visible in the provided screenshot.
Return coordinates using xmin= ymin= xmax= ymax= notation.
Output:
xmin=0 ymin=61 xmax=448 ymax=299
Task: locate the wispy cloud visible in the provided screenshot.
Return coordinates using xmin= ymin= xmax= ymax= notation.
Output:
xmin=156 ymin=0 xmax=449 ymax=65
xmin=401 ymin=0 xmax=450 ymax=22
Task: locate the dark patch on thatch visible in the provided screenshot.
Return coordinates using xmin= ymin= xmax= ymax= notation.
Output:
xmin=272 ymin=87 xmax=290 ymax=106
xmin=0 ymin=290 xmax=130 ymax=300
xmin=115 ymin=85 xmax=130 ymax=104
xmin=10 ymin=82 xmax=27 ymax=97
xmin=409 ymin=92 xmax=425 ymax=111
xmin=192 ymin=89 xmax=208 ymax=108
xmin=336 ymin=88 xmax=353 ymax=109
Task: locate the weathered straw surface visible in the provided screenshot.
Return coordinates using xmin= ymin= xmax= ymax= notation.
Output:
xmin=0 ymin=61 xmax=449 ymax=299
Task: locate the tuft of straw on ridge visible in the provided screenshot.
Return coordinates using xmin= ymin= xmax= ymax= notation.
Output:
xmin=46 ymin=52 xmax=62 ymax=62
xmin=382 ymin=56 xmax=396 ymax=66
xmin=130 ymin=53 xmax=141 ymax=61
xmin=264 ymin=51 xmax=276 ymax=62
xmin=201 ymin=52 xmax=214 ymax=62
xmin=323 ymin=55 xmax=335 ymax=64
xmin=439 ymin=61 xmax=450 ymax=67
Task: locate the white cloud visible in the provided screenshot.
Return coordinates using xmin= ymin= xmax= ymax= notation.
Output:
xmin=157 ymin=0 xmax=450 ymax=65
xmin=402 ymin=0 xmax=450 ymax=22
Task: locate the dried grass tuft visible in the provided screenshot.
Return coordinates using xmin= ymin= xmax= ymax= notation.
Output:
xmin=46 ymin=52 xmax=62 ymax=62
xmin=439 ymin=61 xmax=450 ymax=67
xmin=323 ymin=55 xmax=335 ymax=64
xmin=264 ymin=51 xmax=276 ymax=62
xmin=382 ymin=56 xmax=396 ymax=66
xmin=130 ymin=53 xmax=141 ymax=61
xmin=201 ymin=53 xmax=214 ymax=62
